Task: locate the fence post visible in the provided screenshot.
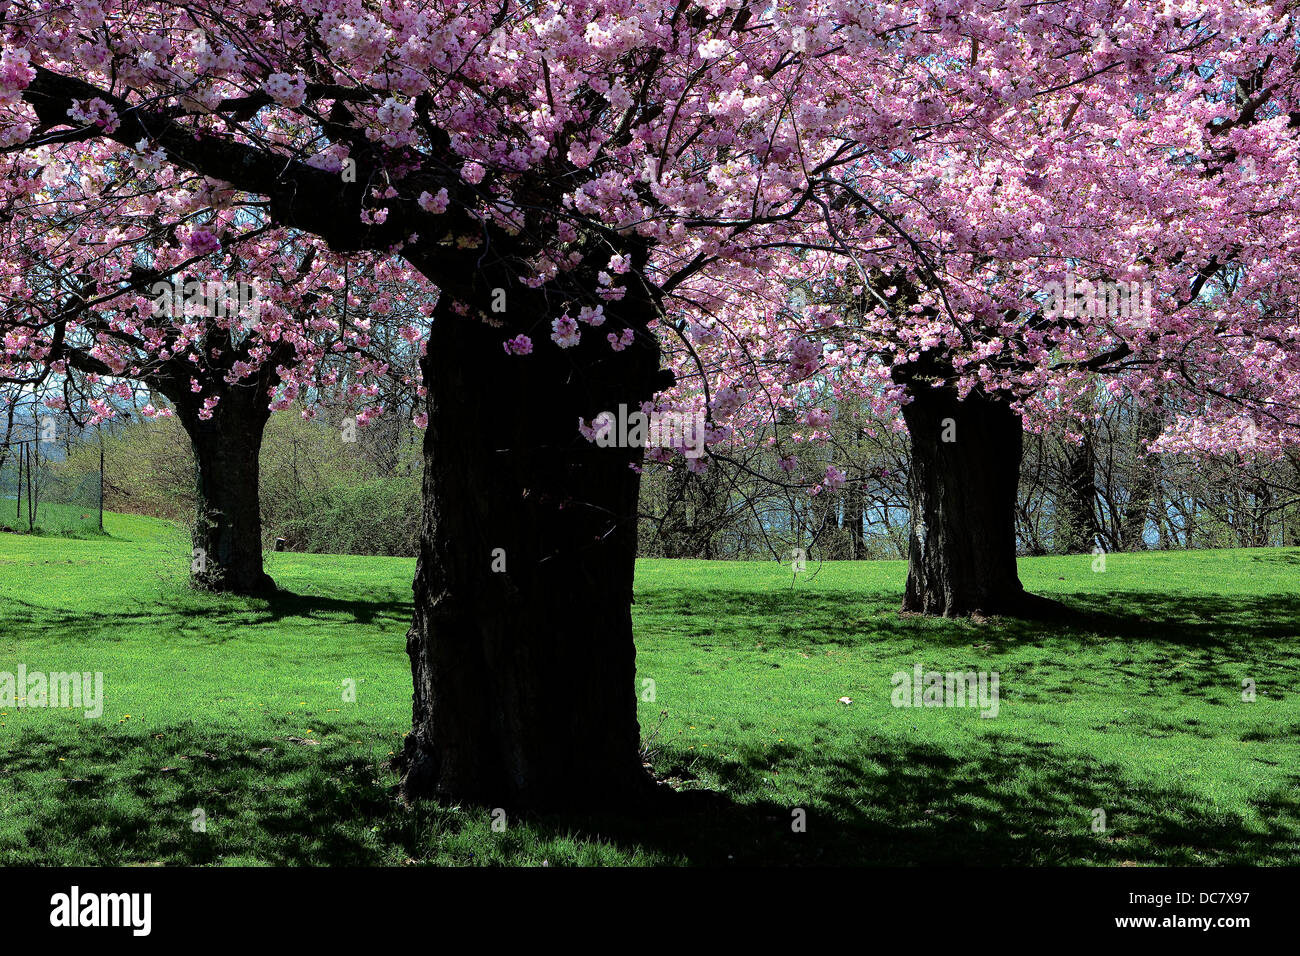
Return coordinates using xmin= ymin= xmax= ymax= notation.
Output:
xmin=32 ymin=438 xmax=38 ymax=531
xmin=25 ymin=441 xmax=33 ymax=532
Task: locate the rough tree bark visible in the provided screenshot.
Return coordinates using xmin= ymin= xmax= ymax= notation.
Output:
xmin=1058 ymin=436 xmax=1100 ymax=554
xmin=897 ymin=370 xmax=1032 ymax=617
xmin=1120 ymin=404 xmax=1162 ymax=551
xmin=396 ymin=289 xmax=668 ymax=811
xmin=169 ymin=382 xmax=274 ymax=594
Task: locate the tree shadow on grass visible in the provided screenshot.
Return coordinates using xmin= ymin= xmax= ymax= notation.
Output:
xmin=638 ymin=584 xmax=1300 ymax=654
xmin=0 ymin=724 xmax=398 ymax=866
xmin=1060 ymin=590 xmax=1300 ymax=643
xmin=256 ymin=586 xmax=412 ymax=628
xmin=614 ymin=585 xmax=1300 ymax=864
xmin=0 ymin=588 xmax=412 ymax=643
xmin=638 ymin=587 xmax=997 ymax=651
xmin=633 ymin=586 xmax=1300 ymax=706
xmin=1039 ymin=591 xmax=1300 ymax=699
xmin=533 ymin=734 xmax=1300 ymax=866
xmin=6 ymin=720 xmax=1294 ymax=866
xmin=1247 ymin=552 xmax=1300 ymax=566
xmin=5 ymin=575 xmax=1297 ymax=865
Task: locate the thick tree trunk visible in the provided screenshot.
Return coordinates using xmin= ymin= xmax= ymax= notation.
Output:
xmin=174 ymin=388 xmax=273 ymax=594
xmin=899 ymin=383 xmax=1029 ymax=616
xmin=397 ymin=292 xmax=665 ymax=811
xmin=1119 ymin=404 xmax=1162 ymax=551
xmin=1058 ymin=437 xmax=1100 ymax=554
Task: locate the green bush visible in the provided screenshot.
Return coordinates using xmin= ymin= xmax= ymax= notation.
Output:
xmin=63 ymin=407 xmax=424 ymax=556
xmin=270 ymin=477 xmax=419 ymax=556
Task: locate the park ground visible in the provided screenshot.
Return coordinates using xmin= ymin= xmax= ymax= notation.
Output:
xmin=0 ymin=513 xmax=1297 ymax=865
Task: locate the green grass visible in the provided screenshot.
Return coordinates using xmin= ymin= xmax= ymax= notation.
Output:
xmin=0 ymin=497 xmax=104 ymax=536
xmin=1 ymin=513 xmax=1297 ymax=865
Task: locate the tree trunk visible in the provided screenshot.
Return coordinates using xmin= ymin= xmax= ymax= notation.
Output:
xmin=1057 ymin=436 xmax=1099 ymax=554
xmin=1120 ymin=405 xmax=1162 ymax=551
xmin=843 ymin=481 xmax=866 ymax=559
xmin=173 ymin=386 xmax=274 ymax=594
xmin=397 ymin=292 xmax=666 ymax=811
xmin=811 ymin=483 xmax=838 ymax=558
xmin=899 ymin=382 xmax=1029 ymax=616
xmin=660 ymin=465 xmax=692 ymax=559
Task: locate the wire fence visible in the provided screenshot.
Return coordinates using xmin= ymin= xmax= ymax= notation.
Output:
xmin=0 ymin=438 xmax=103 ymax=534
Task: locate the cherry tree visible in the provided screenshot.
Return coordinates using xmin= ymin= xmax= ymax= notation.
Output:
xmin=0 ymin=156 xmax=431 ymax=590
xmin=2 ymin=0 xmax=1295 ymax=808
xmin=657 ymin=4 xmax=1300 ymax=613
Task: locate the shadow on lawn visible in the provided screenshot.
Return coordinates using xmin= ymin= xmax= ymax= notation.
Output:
xmin=0 ymin=587 xmax=411 ymax=642
xmin=640 ymin=584 xmax=1300 ymax=652
xmin=1 ymin=727 xmax=396 ymax=866
xmin=256 ymin=586 xmax=413 ymax=628
xmin=1062 ymin=590 xmax=1300 ymax=640
xmin=562 ymin=734 xmax=1300 ymax=866
xmin=1247 ymin=551 xmax=1300 ymax=566
xmin=6 ymin=722 xmax=1295 ymax=866
xmin=5 ymin=580 xmax=1298 ymax=865
xmin=1039 ymin=591 xmax=1300 ymax=697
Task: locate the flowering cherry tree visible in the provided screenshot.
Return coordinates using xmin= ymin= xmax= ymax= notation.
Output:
xmin=652 ymin=3 xmax=1300 ymax=613
xmin=2 ymin=0 xmax=1297 ymax=808
xmin=0 ymin=163 xmax=431 ymax=590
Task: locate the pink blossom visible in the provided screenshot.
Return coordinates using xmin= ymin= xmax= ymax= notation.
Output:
xmin=418 ymin=188 xmax=450 ymax=214
xmin=264 ymin=73 xmax=306 ymax=107
xmin=550 ymin=316 xmax=580 ymax=349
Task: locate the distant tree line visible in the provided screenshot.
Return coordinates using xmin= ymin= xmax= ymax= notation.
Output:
xmin=37 ymin=389 xmax=1297 ymax=562
xmin=637 ymin=393 xmax=1300 ymax=562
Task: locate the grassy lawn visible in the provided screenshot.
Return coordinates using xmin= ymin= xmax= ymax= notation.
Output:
xmin=0 ymin=498 xmax=103 ymax=536
xmin=1 ymin=512 xmax=1297 ymax=866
